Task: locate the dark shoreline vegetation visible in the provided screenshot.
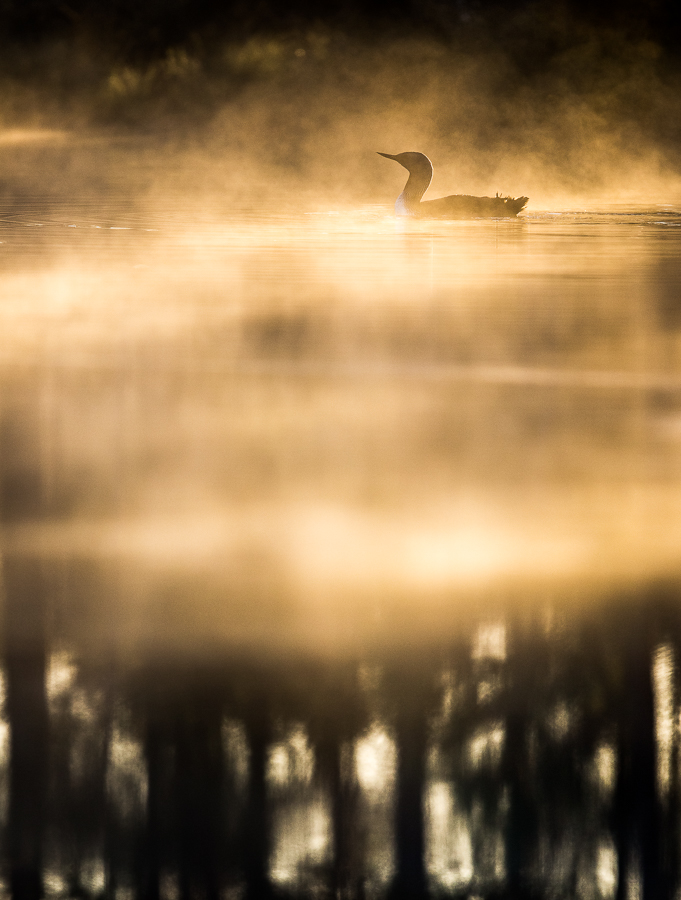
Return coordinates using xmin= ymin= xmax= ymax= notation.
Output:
xmin=1 ymin=28 xmax=681 ymax=209
xmin=2 ymin=0 xmax=681 ymax=63
xmin=0 ymin=0 xmax=680 ymax=171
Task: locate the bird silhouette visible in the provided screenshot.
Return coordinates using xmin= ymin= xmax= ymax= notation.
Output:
xmin=378 ymin=151 xmax=528 ymax=218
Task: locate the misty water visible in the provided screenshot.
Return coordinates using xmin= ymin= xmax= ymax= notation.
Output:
xmin=2 ymin=199 xmax=681 ymax=900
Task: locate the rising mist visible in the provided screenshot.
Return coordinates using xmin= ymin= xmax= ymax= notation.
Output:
xmin=1 ymin=4 xmax=681 ymax=210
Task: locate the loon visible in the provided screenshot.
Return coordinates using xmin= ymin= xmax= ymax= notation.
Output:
xmin=378 ymin=151 xmax=528 ymax=218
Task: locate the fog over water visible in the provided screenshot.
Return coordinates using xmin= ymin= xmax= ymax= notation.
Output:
xmin=3 ymin=21 xmax=681 ymax=211
xmin=2 ymin=192 xmax=681 ymax=654
xmin=2 ymin=11 xmax=681 ymax=897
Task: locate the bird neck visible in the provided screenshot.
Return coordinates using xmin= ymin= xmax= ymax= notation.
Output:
xmin=397 ymin=169 xmax=432 ymax=213
xmin=395 ymin=193 xmax=414 ymax=215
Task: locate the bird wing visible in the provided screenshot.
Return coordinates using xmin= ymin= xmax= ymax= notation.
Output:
xmin=419 ymin=194 xmax=528 ymax=218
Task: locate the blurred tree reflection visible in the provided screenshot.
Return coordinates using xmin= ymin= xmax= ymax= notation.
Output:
xmin=1 ymin=378 xmax=50 ymax=900
xmin=2 ymin=391 xmax=681 ymax=900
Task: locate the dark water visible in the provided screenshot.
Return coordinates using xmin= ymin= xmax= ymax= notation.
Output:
xmin=2 ymin=201 xmax=681 ymax=899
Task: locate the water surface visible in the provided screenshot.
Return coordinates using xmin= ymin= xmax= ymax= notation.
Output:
xmin=1 ymin=200 xmax=681 ymax=898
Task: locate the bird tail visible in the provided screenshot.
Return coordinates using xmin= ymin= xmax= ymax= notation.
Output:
xmin=508 ymin=196 xmax=529 ymax=214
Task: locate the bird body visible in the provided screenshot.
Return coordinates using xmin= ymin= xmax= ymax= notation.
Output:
xmin=378 ymin=151 xmax=528 ymax=218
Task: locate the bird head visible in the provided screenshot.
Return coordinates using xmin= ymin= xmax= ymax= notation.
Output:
xmin=377 ymin=151 xmax=433 ymax=181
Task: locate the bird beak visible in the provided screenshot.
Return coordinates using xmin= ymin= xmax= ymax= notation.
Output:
xmin=377 ymin=152 xmax=396 ymax=160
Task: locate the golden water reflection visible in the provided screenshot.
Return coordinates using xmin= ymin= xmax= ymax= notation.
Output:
xmin=1 ymin=206 xmax=681 ymax=654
